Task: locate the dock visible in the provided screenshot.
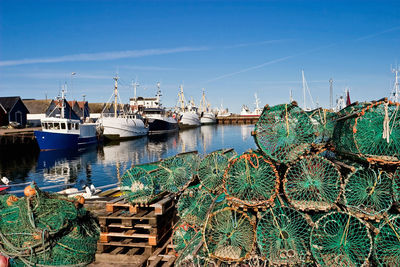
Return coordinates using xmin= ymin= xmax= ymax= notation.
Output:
xmin=0 ymin=127 xmax=40 ymax=149
xmin=216 ymin=115 xmax=259 ymax=124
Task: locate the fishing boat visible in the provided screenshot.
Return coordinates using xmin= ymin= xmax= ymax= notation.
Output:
xmin=240 ymin=93 xmax=262 ymax=116
xmin=176 ymin=85 xmax=201 ymax=128
xmin=98 ymin=76 xmax=149 ymax=140
xmin=132 ymin=82 xmax=178 ymax=134
xmin=199 ymin=89 xmax=216 ymax=125
xmin=34 ymin=88 xmax=99 ymax=151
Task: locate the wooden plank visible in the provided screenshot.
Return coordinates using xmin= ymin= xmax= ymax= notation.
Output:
xmin=148 ymin=256 xmax=162 ymax=267
xmin=97 ymin=241 xmax=151 ymax=248
xmin=162 ymin=257 xmax=175 ymax=267
xmin=126 ymin=247 xmax=140 ymax=256
xmin=110 ymin=247 xmax=124 ymax=255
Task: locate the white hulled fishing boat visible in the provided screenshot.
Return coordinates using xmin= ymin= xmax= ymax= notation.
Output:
xmin=199 ymin=89 xmax=216 ymax=125
xmin=176 ymin=85 xmax=200 ymax=128
xmin=240 ymin=93 xmax=262 ymax=116
xmin=98 ymin=76 xmax=148 ymax=140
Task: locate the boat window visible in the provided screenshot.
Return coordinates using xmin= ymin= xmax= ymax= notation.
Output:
xmin=54 ymin=123 xmax=60 ymax=130
xmin=75 ymin=123 xmax=79 ymax=130
xmin=61 ymin=123 xmax=66 ymax=129
xmin=68 ymin=123 xmax=72 ymax=130
xmin=49 ymin=123 xmax=54 ymax=129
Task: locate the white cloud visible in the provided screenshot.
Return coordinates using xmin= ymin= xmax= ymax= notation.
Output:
xmin=0 ymin=46 xmax=208 ymax=67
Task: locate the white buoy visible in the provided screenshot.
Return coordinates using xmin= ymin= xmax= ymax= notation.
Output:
xmin=90 ymin=184 xmax=96 ymax=194
xmin=1 ymin=177 xmax=9 ymax=185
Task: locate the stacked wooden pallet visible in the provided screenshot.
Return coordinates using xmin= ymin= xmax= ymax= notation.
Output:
xmin=94 ymin=194 xmax=176 ymax=266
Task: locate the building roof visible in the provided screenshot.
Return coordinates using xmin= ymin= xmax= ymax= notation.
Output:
xmin=23 ymin=99 xmax=52 ymax=114
xmin=0 ymin=103 xmax=6 ymax=114
xmin=0 ymin=96 xmax=22 ymax=112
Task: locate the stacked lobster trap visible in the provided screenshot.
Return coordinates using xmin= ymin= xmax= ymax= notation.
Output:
xmin=120 ymin=98 xmax=400 ymax=267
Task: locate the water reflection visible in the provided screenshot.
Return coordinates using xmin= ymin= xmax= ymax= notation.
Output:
xmin=0 ymin=125 xmax=256 ymax=191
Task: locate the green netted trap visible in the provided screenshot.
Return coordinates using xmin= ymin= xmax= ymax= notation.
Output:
xmin=176 ymin=185 xmax=214 ymax=226
xmin=253 ymin=102 xmax=316 ymax=164
xmin=224 ymin=151 xmax=279 ymax=207
xmin=172 ymin=222 xmax=198 ymax=256
xmin=393 ymin=168 xmax=400 ymax=207
xmin=333 ymin=100 xmax=400 ymax=165
xmin=344 ymin=167 xmax=392 ymax=220
xmin=198 ymin=149 xmax=237 ymax=193
xmin=310 ymin=211 xmax=372 ymax=267
xmin=157 ymin=151 xmax=200 ymax=193
xmin=204 ymin=207 xmax=256 ymax=262
xmin=175 ymin=231 xmax=213 ymax=266
xmin=374 ymin=216 xmax=400 ymax=266
xmin=283 ymin=155 xmax=341 ymax=211
xmin=307 ymin=108 xmax=337 ymax=143
xmin=0 ymin=183 xmax=99 ymax=266
xmin=257 ymin=206 xmax=311 ymax=265
xmin=120 ymin=162 xmax=162 ymax=204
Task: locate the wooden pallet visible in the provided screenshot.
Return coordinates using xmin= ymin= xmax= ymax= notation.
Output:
xmin=99 ymin=210 xmax=174 ymax=245
xmin=105 ymin=193 xmax=174 ymax=215
xmin=147 ymin=238 xmax=176 ymax=267
xmin=94 ymin=242 xmax=150 ymax=266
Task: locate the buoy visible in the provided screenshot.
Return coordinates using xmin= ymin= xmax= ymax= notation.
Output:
xmin=24 ymin=184 xmax=36 ymax=197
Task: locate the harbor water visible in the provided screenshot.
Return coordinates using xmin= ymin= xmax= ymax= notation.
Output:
xmin=0 ymin=125 xmax=255 ymax=192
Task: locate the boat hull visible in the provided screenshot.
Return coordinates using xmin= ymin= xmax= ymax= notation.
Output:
xmin=35 ymin=131 xmax=79 ymax=150
xmin=148 ymin=118 xmax=178 ymax=135
xmin=179 ymin=112 xmax=200 ymax=129
xmin=100 ymin=117 xmax=149 ymax=140
xmin=200 ymin=113 xmax=216 ymax=125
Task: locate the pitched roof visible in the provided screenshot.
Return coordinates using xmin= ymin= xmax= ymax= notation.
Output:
xmin=23 ymin=99 xmax=52 ymax=114
xmin=0 ymin=96 xmax=20 ymax=112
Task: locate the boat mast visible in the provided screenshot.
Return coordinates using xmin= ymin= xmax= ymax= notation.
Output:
xmin=61 ymin=84 xmax=66 ymax=119
xmin=132 ymin=79 xmax=139 ymax=106
xmin=178 ymin=85 xmax=186 ymax=111
xmin=254 ymin=93 xmax=260 ymax=110
xmin=113 ymin=75 xmax=119 ymax=118
xmin=390 ymin=66 xmax=400 ymax=103
xmin=156 ymin=82 xmax=161 ymax=107
xmin=302 ymin=70 xmax=307 ymax=110
xmin=200 ymin=89 xmax=207 ymax=112
xmin=329 ymin=78 xmax=333 ymax=110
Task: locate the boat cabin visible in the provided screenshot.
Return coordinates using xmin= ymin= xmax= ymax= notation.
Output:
xmin=41 ymin=118 xmax=80 ymax=134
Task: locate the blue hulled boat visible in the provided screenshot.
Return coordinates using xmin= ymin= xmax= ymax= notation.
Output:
xmin=34 ymin=89 xmax=99 ymax=151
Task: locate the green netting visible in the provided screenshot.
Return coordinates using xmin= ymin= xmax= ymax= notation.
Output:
xmin=175 ymin=231 xmax=213 ymax=266
xmin=172 ymin=222 xmax=198 ymax=256
xmin=0 ymin=183 xmax=99 ymax=266
xmin=333 ymin=100 xmax=400 ymax=164
xmin=257 ymin=206 xmax=311 ymax=265
xmin=120 ymin=163 xmax=162 ymax=204
xmin=307 ymin=108 xmax=337 ymax=143
xmin=283 ymin=155 xmax=341 ymax=211
xmin=393 ymin=168 xmax=400 ymax=205
xmin=176 ymin=185 xmax=214 ymax=226
xmin=203 ymin=207 xmax=255 ymax=262
xmin=374 ymin=216 xmax=400 ymax=266
xmin=157 ymin=151 xmax=200 ymax=193
xmin=224 ymin=151 xmax=279 ymax=207
xmin=253 ymin=103 xmax=316 ymax=164
xmin=310 ymin=211 xmax=372 ymax=267
xmin=344 ymin=167 xmax=392 ymax=219
xmin=198 ymin=149 xmax=236 ymax=193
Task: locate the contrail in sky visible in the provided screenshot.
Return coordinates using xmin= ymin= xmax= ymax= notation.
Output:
xmin=206 ymin=25 xmax=400 ymax=83
xmin=0 ymin=46 xmax=208 ymax=67
xmin=206 ymin=43 xmax=336 ymax=83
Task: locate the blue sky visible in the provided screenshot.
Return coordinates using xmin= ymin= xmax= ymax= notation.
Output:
xmin=0 ymin=0 xmax=399 ymax=112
